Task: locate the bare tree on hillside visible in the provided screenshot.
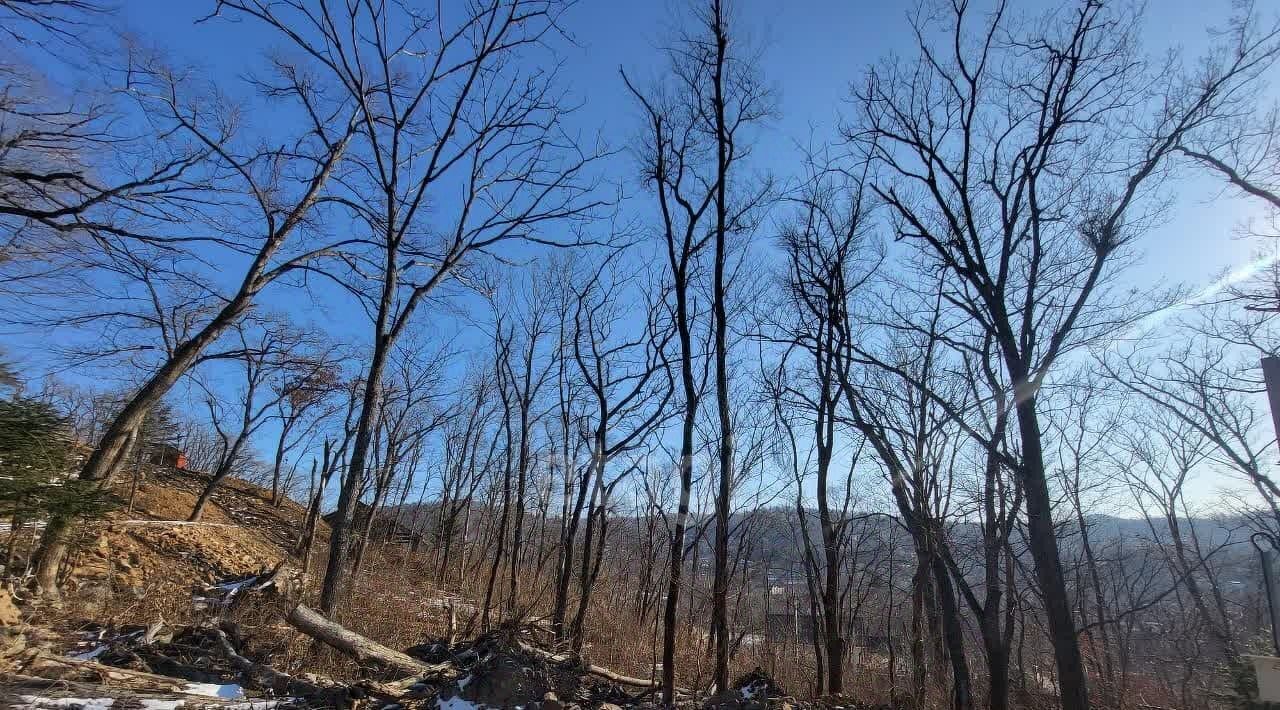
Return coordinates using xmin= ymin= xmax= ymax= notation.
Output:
xmin=350 ymin=348 xmax=447 ymax=577
xmin=268 ymin=359 xmax=339 ymax=507
xmin=298 ymin=380 xmax=363 ymax=573
xmin=209 ymin=0 xmax=609 ymax=616
xmin=432 ymin=368 xmax=500 ymax=582
xmin=1105 ymin=305 xmax=1280 ymax=537
xmin=29 ymin=52 xmax=357 ymax=597
xmin=697 ymin=0 xmax=775 ymax=689
xmin=621 ymin=0 xmax=769 ymax=692
xmin=769 ymin=157 xmax=879 ymax=695
xmin=849 ymin=3 xmax=1278 ymax=706
xmin=493 ymin=271 xmax=561 ymax=615
xmin=189 ymin=320 xmax=334 ymax=522
xmin=620 ymin=73 xmax=712 ymax=703
xmin=1117 ymin=405 xmax=1239 ymax=663
xmin=561 ymin=259 xmax=673 ymax=652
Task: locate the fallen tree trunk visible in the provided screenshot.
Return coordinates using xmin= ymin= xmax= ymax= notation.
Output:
xmin=515 ymin=639 xmax=672 ymax=690
xmin=21 ymin=651 xmax=198 ymax=693
xmin=0 ymin=673 xmax=281 ymax=708
xmin=214 ymin=627 xmax=349 ymax=706
xmin=285 ymin=603 xmax=452 ymax=678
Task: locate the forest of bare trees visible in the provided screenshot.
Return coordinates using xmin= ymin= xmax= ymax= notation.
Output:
xmin=4 ymin=0 xmax=1280 ymax=708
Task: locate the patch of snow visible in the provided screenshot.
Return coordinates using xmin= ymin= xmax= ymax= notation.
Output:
xmin=18 ymin=697 xmax=115 ymax=709
xmin=137 ymin=700 xmax=185 ymax=710
xmin=456 ymin=674 xmax=472 ymax=691
xmin=435 ymin=696 xmax=485 ymax=710
xmin=182 ymin=682 xmax=245 ymax=699
xmin=70 ymin=644 xmax=108 ymax=661
xmin=212 ymin=578 xmax=258 ymax=594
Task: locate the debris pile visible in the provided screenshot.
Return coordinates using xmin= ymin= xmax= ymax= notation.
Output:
xmin=1 ymin=563 xmax=811 ymax=709
xmin=705 ymin=668 xmax=794 ymax=709
xmin=1 ymin=481 xmax=828 ymax=709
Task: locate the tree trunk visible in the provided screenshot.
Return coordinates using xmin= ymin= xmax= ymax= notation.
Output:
xmin=189 ymin=471 xmax=228 ymax=522
xmin=662 ymin=370 xmax=696 ymax=704
xmin=708 ymin=0 xmax=733 ymax=692
xmin=1014 ymin=395 xmax=1088 ymax=710
xmin=286 ymin=603 xmax=440 ymax=676
xmin=32 ymin=429 xmax=137 ymax=597
xmin=931 ymin=552 xmax=973 ymax=710
xmin=319 ymin=337 xmax=388 ymax=615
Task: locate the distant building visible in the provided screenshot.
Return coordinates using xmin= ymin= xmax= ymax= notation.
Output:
xmin=148 ymin=444 xmax=187 ymax=470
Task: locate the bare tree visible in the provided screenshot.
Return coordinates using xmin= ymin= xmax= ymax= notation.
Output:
xmin=27 ymin=45 xmax=357 ymax=596
xmin=268 ymin=358 xmax=339 ymax=507
xmin=432 ymin=367 xmax=500 ymax=582
xmin=349 ymin=345 xmax=446 ymax=577
xmin=188 ymin=320 xmax=332 ymax=522
xmin=208 ymin=0 xmax=608 ymax=616
xmin=621 ymin=68 xmax=713 ymax=706
xmin=848 ymin=3 xmax=1278 ymax=707
xmin=562 ymin=258 xmax=672 ymax=653
xmin=769 ymin=156 xmax=878 ymax=695
xmin=1106 ymin=304 xmax=1280 ymax=536
xmin=699 ymin=0 xmax=774 ymax=690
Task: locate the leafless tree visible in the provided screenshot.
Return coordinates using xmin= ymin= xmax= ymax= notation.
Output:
xmin=622 ymin=61 xmax=713 ymax=709
xmin=27 ymin=45 xmax=357 ymax=596
xmin=207 ymin=0 xmax=608 ymax=616
xmin=769 ymin=155 xmax=878 ymax=695
xmin=349 ymin=345 xmax=446 ymax=577
xmin=188 ymin=319 xmax=332 ymax=522
xmin=431 ymin=367 xmax=500 ymax=582
xmin=847 ymin=3 xmax=1278 ymax=706
xmin=561 ymin=257 xmax=673 ymax=653
xmin=621 ymin=0 xmax=770 ymax=691
xmin=268 ymin=357 xmax=339 ymax=507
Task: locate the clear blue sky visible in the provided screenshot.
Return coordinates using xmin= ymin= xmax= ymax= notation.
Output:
xmin=7 ymin=0 xmax=1272 ymax=510
xmin=104 ymin=0 xmax=1266 ymax=328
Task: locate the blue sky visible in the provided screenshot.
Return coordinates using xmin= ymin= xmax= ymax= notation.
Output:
xmin=108 ymin=0 xmax=1266 ymax=307
xmin=99 ymin=2 xmax=1269 ymax=352
xmin=7 ymin=0 xmax=1275 ymax=511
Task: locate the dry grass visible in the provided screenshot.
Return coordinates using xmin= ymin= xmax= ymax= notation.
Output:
xmin=4 ymin=473 xmax=1205 ymax=708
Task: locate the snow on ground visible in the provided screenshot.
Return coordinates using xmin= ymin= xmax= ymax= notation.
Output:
xmin=70 ymin=644 xmax=108 ymax=661
xmin=17 ymin=698 xmax=115 ymax=710
xmin=181 ymin=682 xmax=245 ymax=699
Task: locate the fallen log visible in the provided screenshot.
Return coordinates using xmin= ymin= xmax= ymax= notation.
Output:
xmin=515 ymin=639 xmax=672 ymax=690
xmin=213 ymin=627 xmax=348 ymax=706
xmin=21 ymin=651 xmax=196 ymax=693
xmin=285 ymin=603 xmax=453 ymax=678
xmin=0 ymin=672 xmax=282 ymax=708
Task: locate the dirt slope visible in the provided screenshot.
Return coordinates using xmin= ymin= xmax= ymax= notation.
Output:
xmin=58 ymin=467 xmax=321 ymax=625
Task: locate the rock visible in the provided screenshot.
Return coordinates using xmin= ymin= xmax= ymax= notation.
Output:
xmin=598 ymin=704 xmax=623 ymax=710
xmin=0 ymin=589 xmax=21 ymax=626
xmin=542 ymin=690 xmax=564 ymax=710
xmin=0 ymin=629 xmax=27 ymax=657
